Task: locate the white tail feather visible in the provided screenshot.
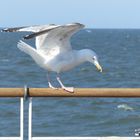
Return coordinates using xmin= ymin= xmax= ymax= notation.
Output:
xmin=17 ymin=40 xmax=36 ymax=55
xmin=17 ymin=40 xmax=45 ymax=67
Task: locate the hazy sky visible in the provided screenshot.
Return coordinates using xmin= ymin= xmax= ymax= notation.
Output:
xmin=1 ymin=0 xmax=140 ymax=28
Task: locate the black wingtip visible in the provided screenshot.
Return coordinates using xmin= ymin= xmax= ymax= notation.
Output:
xmin=1 ymin=26 xmax=27 ymax=33
xmin=23 ymin=34 xmax=35 ymax=40
xmin=23 ymin=35 xmax=29 ymax=40
xmin=1 ymin=28 xmax=17 ymax=32
xmin=1 ymin=28 xmax=10 ymax=32
xmin=23 ymin=36 xmax=27 ymax=40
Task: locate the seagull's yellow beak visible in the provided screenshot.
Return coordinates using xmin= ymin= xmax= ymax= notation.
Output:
xmin=94 ymin=60 xmax=102 ymax=72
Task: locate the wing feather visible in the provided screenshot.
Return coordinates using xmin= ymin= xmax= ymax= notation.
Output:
xmin=2 ymin=23 xmax=85 ymax=52
xmin=1 ymin=24 xmax=56 ymax=33
xmin=24 ymin=23 xmax=85 ymax=51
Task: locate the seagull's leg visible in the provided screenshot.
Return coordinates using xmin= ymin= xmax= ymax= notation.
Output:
xmin=47 ymin=72 xmax=58 ymax=89
xmin=56 ymin=74 xmax=74 ymax=93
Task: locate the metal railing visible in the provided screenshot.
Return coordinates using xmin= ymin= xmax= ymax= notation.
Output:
xmin=0 ymin=88 xmax=140 ymax=97
xmin=0 ymin=87 xmax=140 ymax=140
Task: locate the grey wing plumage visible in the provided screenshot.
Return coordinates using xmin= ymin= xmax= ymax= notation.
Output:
xmin=1 ymin=26 xmax=27 ymax=32
xmin=1 ymin=23 xmax=85 ymax=51
xmin=23 ymin=26 xmax=58 ymax=39
xmin=24 ymin=23 xmax=85 ymax=50
xmin=1 ymin=24 xmax=57 ymax=33
xmin=24 ymin=23 xmax=84 ymax=39
xmin=1 ymin=24 xmax=59 ymax=50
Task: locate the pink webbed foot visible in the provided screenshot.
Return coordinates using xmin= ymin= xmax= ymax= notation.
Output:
xmin=62 ymin=87 xmax=74 ymax=93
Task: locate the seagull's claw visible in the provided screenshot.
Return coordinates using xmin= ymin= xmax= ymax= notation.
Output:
xmin=56 ymin=76 xmax=74 ymax=93
xmin=50 ymin=87 xmax=58 ymax=90
xmin=63 ymin=87 xmax=74 ymax=93
xmin=48 ymin=82 xmax=58 ymax=90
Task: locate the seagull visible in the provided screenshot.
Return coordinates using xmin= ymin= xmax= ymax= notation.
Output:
xmin=2 ymin=23 xmax=102 ymax=92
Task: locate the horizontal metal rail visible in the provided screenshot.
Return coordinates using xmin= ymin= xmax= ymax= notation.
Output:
xmin=0 ymin=88 xmax=140 ymax=97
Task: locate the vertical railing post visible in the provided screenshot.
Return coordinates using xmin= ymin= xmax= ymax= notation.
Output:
xmin=20 ymin=97 xmax=24 ymax=140
xmin=29 ymin=97 xmax=32 ymax=140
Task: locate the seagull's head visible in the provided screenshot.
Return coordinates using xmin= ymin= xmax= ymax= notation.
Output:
xmin=83 ymin=49 xmax=102 ymax=72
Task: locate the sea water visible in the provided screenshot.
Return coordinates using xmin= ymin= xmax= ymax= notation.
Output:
xmin=0 ymin=29 xmax=140 ymax=138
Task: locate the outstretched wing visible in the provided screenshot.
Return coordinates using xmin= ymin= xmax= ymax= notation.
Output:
xmin=23 ymin=23 xmax=85 ymax=51
xmin=1 ymin=26 xmax=28 ymax=32
xmin=1 ymin=24 xmax=59 ymax=49
xmin=2 ymin=23 xmax=85 ymax=51
xmin=1 ymin=24 xmax=57 ymax=33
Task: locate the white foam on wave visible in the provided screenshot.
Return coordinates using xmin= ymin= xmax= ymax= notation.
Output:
xmin=117 ymin=104 xmax=134 ymax=111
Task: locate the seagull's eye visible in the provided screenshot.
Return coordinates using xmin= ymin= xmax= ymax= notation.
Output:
xmin=92 ymin=57 xmax=96 ymax=60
